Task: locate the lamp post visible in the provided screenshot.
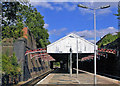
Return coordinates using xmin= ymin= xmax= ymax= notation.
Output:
xmin=78 ymin=4 xmax=110 ymax=84
xmin=76 ymin=37 xmax=78 ymax=78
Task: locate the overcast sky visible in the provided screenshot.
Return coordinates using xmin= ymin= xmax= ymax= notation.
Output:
xmin=30 ymin=1 xmax=119 ymax=43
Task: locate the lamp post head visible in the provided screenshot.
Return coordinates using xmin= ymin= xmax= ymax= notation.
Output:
xmin=78 ymin=4 xmax=88 ymax=9
xmin=100 ymin=5 xmax=110 ymax=9
xmin=78 ymin=4 xmax=110 ymax=10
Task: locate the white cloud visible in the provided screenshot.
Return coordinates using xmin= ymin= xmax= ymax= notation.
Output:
xmin=78 ymin=8 xmax=93 ymax=15
xmin=44 ymin=24 xmax=49 ymax=28
xmin=63 ymin=3 xmax=77 ymax=11
xmin=57 ymin=3 xmax=77 ymax=11
xmin=31 ymin=2 xmax=117 ymax=14
xmin=30 ymin=0 xmax=119 ymax=2
xmin=97 ymin=8 xmax=112 ymax=15
xmin=30 ymin=2 xmax=117 ymax=16
xmin=74 ymin=27 xmax=118 ymax=39
xmin=55 ymin=6 xmax=62 ymax=11
xmin=96 ymin=27 xmax=117 ymax=37
xmin=31 ymin=2 xmax=78 ymax=11
xmin=31 ymin=2 xmax=54 ymax=10
xmin=49 ymin=28 xmax=67 ymax=35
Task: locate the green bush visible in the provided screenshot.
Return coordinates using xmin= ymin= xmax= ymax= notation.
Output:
xmin=2 ymin=52 xmax=21 ymax=76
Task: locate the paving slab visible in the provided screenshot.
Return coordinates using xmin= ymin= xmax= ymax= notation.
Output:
xmin=35 ymin=69 xmax=120 ymax=86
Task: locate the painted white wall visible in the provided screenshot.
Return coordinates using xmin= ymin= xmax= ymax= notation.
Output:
xmin=47 ymin=33 xmax=97 ymax=53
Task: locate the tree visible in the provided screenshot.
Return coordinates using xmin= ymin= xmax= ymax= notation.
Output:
xmin=2 ymin=52 xmax=21 ymax=75
xmin=97 ymin=33 xmax=118 ymax=48
xmin=114 ymin=5 xmax=120 ymax=51
xmin=2 ymin=2 xmax=24 ymax=40
xmin=114 ymin=6 xmax=120 ymax=38
xmin=2 ymin=2 xmax=50 ymax=48
xmin=10 ymin=53 xmax=21 ymax=75
xmin=20 ymin=5 xmax=50 ymax=47
xmin=2 ymin=52 xmax=21 ymax=85
xmin=2 ymin=54 xmax=13 ymax=75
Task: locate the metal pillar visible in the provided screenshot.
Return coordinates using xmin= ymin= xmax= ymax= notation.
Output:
xmin=94 ymin=9 xmax=97 ymax=85
xmin=70 ymin=48 xmax=72 ymax=77
xmin=76 ymin=38 xmax=78 ymax=78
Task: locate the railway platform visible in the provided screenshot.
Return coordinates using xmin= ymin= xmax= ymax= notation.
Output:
xmin=35 ymin=68 xmax=120 ymax=86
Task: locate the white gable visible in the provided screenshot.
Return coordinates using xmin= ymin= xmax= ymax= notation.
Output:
xmin=47 ymin=33 xmax=97 ymax=53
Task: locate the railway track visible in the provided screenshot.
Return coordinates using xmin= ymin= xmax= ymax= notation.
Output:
xmin=21 ymin=69 xmax=54 ymax=86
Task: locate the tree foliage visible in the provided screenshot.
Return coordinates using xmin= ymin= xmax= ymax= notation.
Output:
xmin=20 ymin=5 xmax=50 ymax=47
xmin=2 ymin=52 xmax=21 ymax=76
xmin=2 ymin=2 xmax=24 ymax=40
xmin=114 ymin=7 xmax=120 ymax=51
xmin=2 ymin=2 xmax=50 ymax=48
xmin=114 ymin=7 xmax=120 ymax=19
xmin=114 ymin=7 xmax=120 ymax=38
xmin=97 ymin=33 xmax=118 ymax=48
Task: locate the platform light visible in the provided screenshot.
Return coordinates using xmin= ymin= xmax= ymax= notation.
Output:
xmin=78 ymin=4 xmax=110 ymax=85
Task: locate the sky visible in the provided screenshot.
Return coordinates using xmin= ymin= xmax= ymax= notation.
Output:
xmin=30 ymin=1 xmax=119 ymax=43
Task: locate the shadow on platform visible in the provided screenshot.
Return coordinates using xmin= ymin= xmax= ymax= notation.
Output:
xmin=51 ymin=68 xmax=85 ymax=74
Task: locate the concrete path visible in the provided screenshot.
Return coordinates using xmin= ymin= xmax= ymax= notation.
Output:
xmin=35 ymin=69 xmax=120 ymax=85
